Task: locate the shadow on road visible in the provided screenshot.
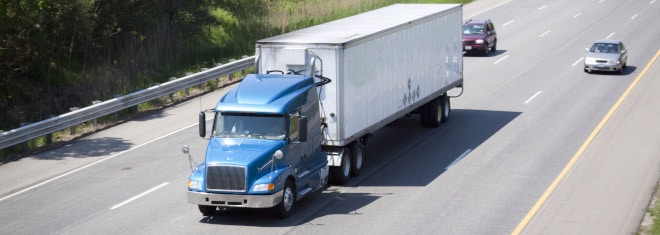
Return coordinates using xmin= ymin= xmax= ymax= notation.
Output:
xmin=33 ymin=137 xmax=133 ymax=160
xmin=193 ymin=109 xmax=521 ymax=226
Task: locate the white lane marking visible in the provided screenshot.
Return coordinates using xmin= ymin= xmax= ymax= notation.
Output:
xmin=465 ymin=0 xmax=513 ymax=19
xmin=111 ymin=182 xmax=170 ymax=210
xmin=598 ymin=0 xmax=605 ymax=4
xmin=631 ymin=14 xmax=638 ymax=20
xmin=0 ymin=122 xmax=198 ymax=202
xmin=538 ymin=5 xmax=547 ymax=10
xmin=652 ymin=0 xmax=656 ymax=4
xmin=572 ymin=57 xmax=585 ymax=67
xmin=494 ymin=55 xmax=510 ymax=64
xmin=446 ymin=149 xmax=472 ymax=170
xmin=525 ymin=91 xmax=543 ymax=104
xmin=606 ymin=32 xmax=615 ymax=39
xmin=539 ymin=30 xmax=551 ymax=38
xmin=573 ymin=13 xmax=582 ymax=18
xmin=503 ymin=20 xmax=514 ymax=27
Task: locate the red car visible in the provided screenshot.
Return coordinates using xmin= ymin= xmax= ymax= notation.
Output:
xmin=462 ymin=19 xmax=497 ymax=56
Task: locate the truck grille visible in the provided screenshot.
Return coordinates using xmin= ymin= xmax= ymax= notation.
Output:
xmin=206 ymin=165 xmax=247 ymax=192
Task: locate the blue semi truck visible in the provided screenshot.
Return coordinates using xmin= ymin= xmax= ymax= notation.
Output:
xmin=185 ymin=4 xmax=464 ymax=218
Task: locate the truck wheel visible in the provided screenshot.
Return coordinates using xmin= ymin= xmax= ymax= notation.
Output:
xmin=275 ymin=180 xmax=296 ymax=218
xmin=351 ymin=140 xmax=366 ymax=177
xmin=331 ymin=147 xmax=352 ymax=185
xmin=198 ymin=205 xmax=216 ymax=216
xmin=427 ymin=98 xmax=441 ymax=128
xmin=440 ymin=95 xmax=450 ymax=123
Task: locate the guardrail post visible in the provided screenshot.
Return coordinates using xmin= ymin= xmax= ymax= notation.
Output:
xmin=241 ymin=56 xmax=249 ymax=74
xmin=46 ymin=115 xmax=55 ymax=144
xmin=228 ymin=59 xmax=236 ymax=81
xmin=91 ymin=101 xmax=101 ymax=126
xmin=19 ymin=122 xmax=31 ymax=152
xmin=184 ymin=72 xmax=193 ymax=95
xmin=169 ymin=77 xmax=176 ymax=100
xmin=215 ymin=64 xmax=223 ymax=83
xmin=200 ymin=68 xmax=208 ymax=90
xmin=69 ymin=107 xmax=80 ymax=135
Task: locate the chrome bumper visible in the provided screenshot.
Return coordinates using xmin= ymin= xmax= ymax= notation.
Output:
xmin=187 ymin=190 xmax=283 ymax=208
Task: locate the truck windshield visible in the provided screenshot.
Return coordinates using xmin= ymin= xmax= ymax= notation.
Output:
xmin=213 ymin=113 xmax=286 ymax=140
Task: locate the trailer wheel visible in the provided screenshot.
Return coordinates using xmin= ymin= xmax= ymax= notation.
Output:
xmin=427 ymin=98 xmax=441 ymax=128
xmin=440 ymin=94 xmax=450 ymax=123
xmin=351 ymin=140 xmax=366 ymax=177
xmin=274 ymin=179 xmax=296 ymax=218
xmin=198 ymin=205 xmax=216 ymax=216
xmin=331 ymin=147 xmax=352 ymax=185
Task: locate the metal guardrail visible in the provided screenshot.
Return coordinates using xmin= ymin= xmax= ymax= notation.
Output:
xmin=0 ymin=56 xmax=256 ymax=150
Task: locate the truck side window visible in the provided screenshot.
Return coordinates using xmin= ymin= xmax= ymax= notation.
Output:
xmin=289 ymin=114 xmax=299 ymax=141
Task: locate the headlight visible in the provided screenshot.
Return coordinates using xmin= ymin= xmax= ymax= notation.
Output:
xmin=475 ymin=39 xmax=484 ymax=44
xmin=188 ymin=180 xmax=202 ymax=190
xmin=615 ymin=60 xmax=620 ymax=65
xmin=253 ymin=183 xmax=275 ymax=192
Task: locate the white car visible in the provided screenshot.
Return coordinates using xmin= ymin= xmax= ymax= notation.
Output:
xmin=584 ymin=39 xmax=628 ymax=74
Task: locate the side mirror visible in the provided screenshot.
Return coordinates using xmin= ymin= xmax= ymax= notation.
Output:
xmin=199 ymin=111 xmax=206 ymax=137
xmin=621 ymin=49 xmax=626 ymax=54
xmin=298 ymin=116 xmax=307 ymax=142
xmin=585 ymin=48 xmax=590 ymax=52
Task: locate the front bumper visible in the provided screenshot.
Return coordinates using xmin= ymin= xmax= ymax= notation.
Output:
xmin=187 ymin=190 xmax=283 ymax=208
xmin=584 ymin=62 xmax=622 ymax=72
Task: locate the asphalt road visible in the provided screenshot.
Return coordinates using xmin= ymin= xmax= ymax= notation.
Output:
xmin=1 ymin=0 xmax=660 ymax=234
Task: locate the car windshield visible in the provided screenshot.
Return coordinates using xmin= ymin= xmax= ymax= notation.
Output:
xmin=463 ymin=24 xmax=486 ymax=35
xmin=213 ymin=112 xmax=286 ymax=140
xmin=589 ymin=43 xmax=619 ymax=53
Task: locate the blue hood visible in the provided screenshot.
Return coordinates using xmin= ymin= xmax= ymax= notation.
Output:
xmin=205 ymin=138 xmax=285 ymax=166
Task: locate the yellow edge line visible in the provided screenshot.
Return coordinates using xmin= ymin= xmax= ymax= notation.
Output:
xmin=512 ymin=48 xmax=660 ymax=235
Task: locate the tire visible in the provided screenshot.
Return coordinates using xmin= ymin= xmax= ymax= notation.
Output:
xmin=331 ymin=147 xmax=351 ymax=185
xmin=274 ymin=179 xmax=296 ymax=218
xmin=350 ymin=140 xmax=366 ymax=177
xmin=419 ymin=102 xmax=430 ymax=127
xmin=424 ymin=98 xmax=440 ymax=128
xmin=440 ymin=95 xmax=450 ymax=123
xmin=482 ymin=44 xmax=490 ymax=56
xmin=198 ymin=205 xmax=216 ymax=216
xmin=491 ymin=41 xmax=497 ymax=53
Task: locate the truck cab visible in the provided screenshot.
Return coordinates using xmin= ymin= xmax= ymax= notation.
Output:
xmin=186 ymin=73 xmax=328 ymax=218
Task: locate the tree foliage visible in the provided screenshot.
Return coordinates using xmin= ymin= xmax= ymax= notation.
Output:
xmin=0 ymin=0 xmax=268 ymax=129
xmin=0 ymin=0 xmax=465 ymax=131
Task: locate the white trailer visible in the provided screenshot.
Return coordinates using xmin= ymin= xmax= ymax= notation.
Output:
xmin=255 ymin=4 xmax=464 ymax=183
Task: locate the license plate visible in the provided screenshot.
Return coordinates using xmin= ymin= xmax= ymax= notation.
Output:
xmin=465 ymin=46 xmax=472 ymax=50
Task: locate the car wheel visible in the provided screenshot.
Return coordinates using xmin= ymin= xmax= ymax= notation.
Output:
xmin=483 ymin=44 xmax=490 ymax=56
xmin=491 ymin=41 xmax=497 ymax=53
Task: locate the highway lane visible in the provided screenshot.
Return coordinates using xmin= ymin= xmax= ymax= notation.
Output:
xmin=520 ymin=49 xmax=660 ymax=235
xmin=1 ymin=0 xmax=660 ymax=234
